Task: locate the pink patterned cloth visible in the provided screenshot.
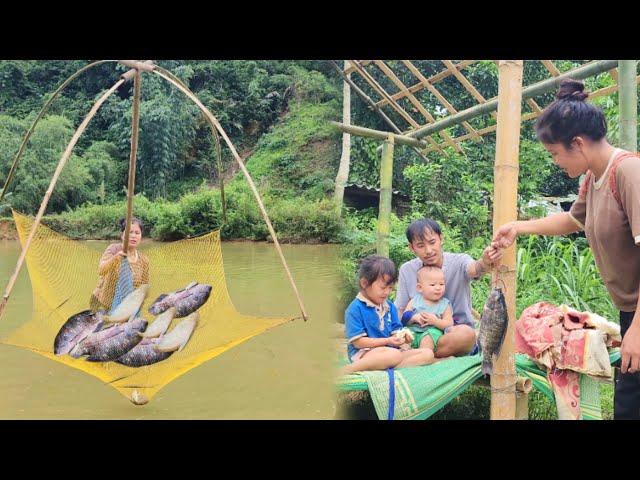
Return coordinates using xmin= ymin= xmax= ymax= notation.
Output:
xmin=515 ymin=302 xmax=616 ymax=420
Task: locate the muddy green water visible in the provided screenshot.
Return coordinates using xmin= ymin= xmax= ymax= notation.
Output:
xmin=0 ymin=240 xmax=341 ymax=419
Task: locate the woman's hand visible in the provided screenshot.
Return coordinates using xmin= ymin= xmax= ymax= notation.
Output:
xmin=492 ymin=221 xmax=519 ymax=250
xmin=621 ymin=321 xmax=640 ymax=374
xmin=116 ymin=251 xmax=128 ymax=258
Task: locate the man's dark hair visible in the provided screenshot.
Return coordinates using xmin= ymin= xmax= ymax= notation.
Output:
xmin=536 ymin=79 xmax=607 ymax=149
xmin=406 ymin=218 xmax=442 ymax=243
xmin=357 ymin=255 xmax=398 ymax=287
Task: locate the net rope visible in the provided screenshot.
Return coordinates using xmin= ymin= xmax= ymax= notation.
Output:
xmin=1 ymin=211 xmax=294 ymax=403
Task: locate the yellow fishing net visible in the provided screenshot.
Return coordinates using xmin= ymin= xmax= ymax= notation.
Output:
xmin=2 ymin=211 xmax=294 ymax=404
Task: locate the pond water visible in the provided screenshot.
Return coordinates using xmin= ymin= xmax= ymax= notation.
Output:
xmin=0 ymin=240 xmax=341 ymax=419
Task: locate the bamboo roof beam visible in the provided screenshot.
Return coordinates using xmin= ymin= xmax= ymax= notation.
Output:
xmin=419 ymin=71 xmax=640 ymax=154
xmin=349 ymin=60 xmax=446 ymax=154
xmin=329 ymin=61 xmax=431 ymax=163
xmin=373 ymin=60 xmax=462 ymax=153
xmin=541 ymin=60 xmax=561 ymax=76
xmin=401 ymin=60 xmax=482 ymax=142
xmin=350 ymin=60 xmax=420 ymax=128
xmin=343 ymin=60 xmax=373 ymax=75
xmin=442 ymin=60 xmax=499 ymax=120
xmin=330 ymin=122 xmax=429 ymax=148
xmin=406 ymin=60 xmax=619 ymax=140
xmin=373 ymin=61 xmax=478 ymax=109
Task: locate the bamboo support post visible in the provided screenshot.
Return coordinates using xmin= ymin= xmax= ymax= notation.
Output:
xmin=0 ymin=79 xmax=125 ymax=321
xmin=122 ymin=70 xmax=142 ymax=254
xmin=619 ymin=60 xmax=638 ymax=152
xmin=408 ymin=60 xmax=619 ymax=140
xmin=1 ymin=60 xmax=115 ymax=202
xmin=151 ymin=67 xmax=309 ymax=321
xmin=376 ymin=135 xmax=394 ymax=258
xmin=334 ymin=60 xmax=351 ymax=210
xmin=515 ymin=391 xmax=529 ymax=420
xmin=490 ymin=60 xmax=524 ymax=420
xmin=331 ymin=122 xmax=427 ymax=149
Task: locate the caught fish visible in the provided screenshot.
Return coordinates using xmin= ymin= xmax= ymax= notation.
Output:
xmin=478 ymin=287 xmax=509 ymax=375
xmin=148 ymin=283 xmax=212 ymax=318
xmin=70 ymin=318 xmax=148 ymax=362
xmin=115 ymin=337 xmax=173 ymax=367
xmin=53 ymin=310 xmax=106 ymax=355
xmin=155 ymin=312 xmax=199 ymax=352
xmin=139 ymin=307 xmax=176 ymax=338
xmin=116 ymin=312 xmax=199 ymax=367
xmin=104 ymin=284 xmax=150 ymax=323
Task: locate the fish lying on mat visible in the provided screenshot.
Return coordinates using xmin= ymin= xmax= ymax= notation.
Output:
xmin=53 ymin=310 xmax=107 ymax=355
xmin=116 ymin=312 xmax=199 ymax=367
xmin=69 ymin=318 xmax=148 ymax=362
xmin=148 ymin=282 xmax=212 ymax=318
xmin=104 ymin=284 xmax=150 ymax=323
xmin=478 ymin=287 xmax=509 ymax=375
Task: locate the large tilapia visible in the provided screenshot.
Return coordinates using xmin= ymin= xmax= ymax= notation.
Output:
xmin=139 ymin=307 xmax=176 ymax=338
xmin=115 ymin=337 xmax=173 ymax=367
xmin=148 ymin=283 xmax=211 ymax=318
xmin=69 ymin=318 xmax=148 ymax=362
xmin=155 ymin=312 xmax=199 ymax=352
xmin=478 ymin=287 xmax=509 ymax=375
xmin=53 ymin=310 xmax=106 ymax=355
xmin=116 ymin=312 xmax=199 ymax=367
xmin=104 ymin=284 xmax=150 ymax=323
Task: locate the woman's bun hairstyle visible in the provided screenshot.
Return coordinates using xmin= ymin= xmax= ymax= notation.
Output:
xmin=556 ymin=79 xmax=589 ymax=101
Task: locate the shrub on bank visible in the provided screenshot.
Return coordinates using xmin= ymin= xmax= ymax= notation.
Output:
xmin=39 ymin=185 xmax=343 ymax=244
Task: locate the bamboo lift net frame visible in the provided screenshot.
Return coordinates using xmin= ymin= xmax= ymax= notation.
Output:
xmin=0 ymin=60 xmax=310 ymax=404
xmin=334 ymin=59 xmax=639 ymax=420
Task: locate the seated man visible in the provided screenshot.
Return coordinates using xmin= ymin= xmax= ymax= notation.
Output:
xmin=395 ymin=218 xmax=502 ymax=358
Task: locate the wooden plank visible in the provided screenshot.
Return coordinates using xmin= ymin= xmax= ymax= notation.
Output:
xmin=402 ymin=60 xmax=482 ymax=141
xmin=374 ymin=60 xmax=462 ymax=153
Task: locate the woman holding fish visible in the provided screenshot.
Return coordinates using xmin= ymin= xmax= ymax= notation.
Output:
xmin=492 ymin=79 xmax=640 ymax=420
xmin=90 ymin=217 xmax=149 ymax=311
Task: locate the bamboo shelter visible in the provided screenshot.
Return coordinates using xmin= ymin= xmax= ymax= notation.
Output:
xmin=0 ymin=60 xmax=309 ymax=404
xmin=333 ymin=59 xmax=639 ymax=420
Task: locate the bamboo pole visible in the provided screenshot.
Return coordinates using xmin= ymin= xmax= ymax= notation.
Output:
xmin=1 ymin=60 xmax=114 ymax=202
xmin=122 ymin=71 xmax=142 ymax=254
xmin=334 ymin=60 xmax=351 ymax=210
xmin=377 ymin=135 xmax=394 ymax=258
xmin=490 ymin=60 xmax=524 ymax=420
xmin=0 ymin=79 xmax=125 ymax=321
xmin=408 ymin=60 xmax=619 ymax=140
xmin=619 ymin=60 xmax=638 ymax=152
xmin=331 ymin=122 xmax=428 ymax=148
xmin=151 ymin=67 xmax=309 ymax=321
xmin=328 ymin=61 xmax=430 ymax=163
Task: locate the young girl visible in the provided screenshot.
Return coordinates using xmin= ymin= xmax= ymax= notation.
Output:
xmin=343 ymin=255 xmax=435 ymax=374
xmin=402 ymin=265 xmax=454 ymax=355
xmin=90 ymin=217 xmax=150 ymax=311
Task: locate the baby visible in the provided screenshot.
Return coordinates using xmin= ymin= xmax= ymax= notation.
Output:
xmin=402 ymin=265 xmax=453 ymax=355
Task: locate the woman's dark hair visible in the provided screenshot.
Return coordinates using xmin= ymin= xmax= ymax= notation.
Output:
xmin=535 ymin=79 xmax=607 ymax=148
xmin=406 ymin=218 xmax=442 ymax=244
xmin=118 ymin=216 xmax=144 ymax=234
xmin=357 ymin=255 xmax=398 ymax=287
